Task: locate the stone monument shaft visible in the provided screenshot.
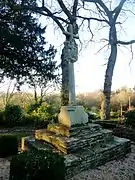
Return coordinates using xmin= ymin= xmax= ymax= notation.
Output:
xmin=64 ymin=24 xmax=78 ymax=105
xmin=69 ymin=61 xmax=76 ymax=105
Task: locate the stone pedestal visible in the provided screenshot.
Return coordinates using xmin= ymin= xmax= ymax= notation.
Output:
xmin=58 ymin=106 xmax=88 ymax=127
xmin=22 ymin=106 xmax=131 ymax=179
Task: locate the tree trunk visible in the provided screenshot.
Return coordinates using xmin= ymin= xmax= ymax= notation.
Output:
xmin=120 ymin=103 xmax=123 ymax=118
xmin=39 ymin=88 xmax=43 ymax=106
xmin=100 ymin=91 xmax=106 ymax=119
xmin=101 ymin=23 xmax=117 ymax=120
xmin=34 ymin=87 xmax=38 ymax=104
xmin=128 ymin=96 xmax=131 ymax=110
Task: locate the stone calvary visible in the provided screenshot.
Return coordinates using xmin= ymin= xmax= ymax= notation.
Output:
xmin=22 ymin=24 xmax=131 ymax=179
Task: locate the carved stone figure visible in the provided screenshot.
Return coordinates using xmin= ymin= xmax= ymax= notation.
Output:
xmin=62 ymin=39 xmax=78 ymax=63
xmin=61 ymin=23 xmax=79 ymax=105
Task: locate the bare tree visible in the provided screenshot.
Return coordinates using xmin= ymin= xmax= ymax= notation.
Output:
xmin=15 ymin=0 xmax=80 ymax=105
xmin=116 ymin=87 xmax=130 ymax=118
xmin=27 ymin=77 xmax=58 ymax=105
xmin=0 ymin=80 xmax=17 ymax=107
xmin=16 ymin=0 xmax=102 ymax=105
xmin=14 ymin=0 xmax=135 ymax=117
xmin=83 ymin=0 xmax=135 ymax=119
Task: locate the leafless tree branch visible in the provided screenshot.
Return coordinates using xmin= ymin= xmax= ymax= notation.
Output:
xmin=57 ymin=0 xmax=73 ymax=21
xmin=42 ymin=0 xmax=44 ymax=7
xmin=73 ymin=0 xmax=78 ymax=17
xmin=95 ymin=43 xmax=109 ymax=54
xmin=77 ymin=15 xmax=109 ymax=24
xmin=95 ymin=2 xmax=109 ymax=22
xmin=117 ymin=40 xmax=135 ymax=45
xmin=129 ymin=44 xmax=134 ymax=66
xmin=113 ymin=0 xmax=126 ymax=21
xmin=84 ymin=0 xmax=110 ymax=19
xmin=122 ymin=9 xmax=135 ymax=16
xmin=17 ymin=5 xmax=67 ymax=33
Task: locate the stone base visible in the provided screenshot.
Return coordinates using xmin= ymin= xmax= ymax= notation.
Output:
xmin=35 ymin=127 xmax=114 ymax=154
xmin=58 ymin=106 xmax=88 ymax=127
xmin=21 ymin=120 xmax=131 ymax=179
xmin=35 ymin=123 xmax=114 ymax=154
xmin=65 ymin=136 xmax=131 ymax=179
xmin=23 ymin=136 xmax=131 ymax=179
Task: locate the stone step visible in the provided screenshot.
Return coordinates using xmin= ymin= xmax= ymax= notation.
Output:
xmin=65 ymin=136 xmax=131 ymax=178
xmin=22 ymin=135 xmax=131 ymax=180
xmin=35 ymin=129 xmax=114 ymax=154
xmin=47 ymin=123 xmax=102 ymax=137
xmin=22 ymin=136 xmax=60 ymax=153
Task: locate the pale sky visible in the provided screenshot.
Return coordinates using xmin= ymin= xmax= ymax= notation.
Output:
xmin=42 ymin=1 xmax=135 ymax=94
xmin=0 ymin=0 xmax=135 ymax=95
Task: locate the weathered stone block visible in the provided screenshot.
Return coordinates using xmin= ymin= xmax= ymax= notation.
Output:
xmin=35 ymin=127 xmax=114 ymax=154
xmin=25 ymin=121 xmax=131 ymax=179
xmin=47 ymin=123 xmax=102 ymax=137
xmin=47 ymin=124 xmax=70 ymax=137
xmin=21 ymin=136 xmax=29 ymax=152
xmin=58 ymin=106 xmax=88 ymax=127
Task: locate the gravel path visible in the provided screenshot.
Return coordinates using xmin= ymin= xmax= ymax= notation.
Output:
xmin=0 ymin=158 xmax=10 ymax=180
xmin=1 ymin=143 xmax=135 ymax=180
xmin=72 ymin=143 xmax=135 ymax=180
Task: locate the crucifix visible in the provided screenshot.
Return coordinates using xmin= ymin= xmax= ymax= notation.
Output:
xmin=63 ymin=23 xmax=79 ymax=105
xmin=59 ymin=24 xmax=88 ymax=127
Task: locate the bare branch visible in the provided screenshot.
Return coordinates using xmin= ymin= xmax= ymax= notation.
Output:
xmin=77 ymin=15 xmax=109 ymax=24
xmin=117 ymin=40 xmax=135 ymax=45
xmin=87 ymin=20 xmax=94 ymax=39
xmin=41 ymin=8 xmax=68 ymax=23
xmin=95 ymin=43 xmax=109 ymax=54
xmin=130 ymin=44 xmax=134 ymax=60
xmin=73 ymin=0 xmax=78 ymax=17
xmin=57 ymin=0 xmax=73 ymax=21
xmin=129 ymin=44 xmax=134 ymax=70
xmin=122 ymin=9 xmax=135 ymax=16
xmin=42 ymin=0 xmax=44 ymax=7
xmin=20 ymin=5 xmax=66 ymax=33
xmin=113 ymin=0 xmax=126 ymax=21
xmin=95 ymin=2 xmax=109 ymax=22
xmin=84 ymin=0 xmax=110 ymax=18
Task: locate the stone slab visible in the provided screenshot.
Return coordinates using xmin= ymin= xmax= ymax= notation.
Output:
xmin=22 ymin=136 xmax=131 ymax=179
xmin=35 ymin=129 xmax=114 ymax=154
xmin=47 ymin=123 xmax=102 ymax=137
xmin=58 ymin=106 xmax=88 ymax=127
xmin=65 ymin=137 xmax=131 ymax=179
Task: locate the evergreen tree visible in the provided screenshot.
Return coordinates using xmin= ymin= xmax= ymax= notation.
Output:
xmin=0 ymin=0 xmax=57 ymax=84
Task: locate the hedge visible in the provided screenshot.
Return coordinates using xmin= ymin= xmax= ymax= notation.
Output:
xmin=0 ymin=134 xmax=18 ymax=157
xmin=125 ymin=110 xmax=135 ymax=128
xmin=10 ymin=150 xmax=65 ymax=180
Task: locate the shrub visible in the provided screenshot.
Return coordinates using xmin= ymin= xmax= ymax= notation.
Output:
xmin=87 ymin=112 xmax=99 ymax=120
xmin=0 ymin=110 xmax=5 ymax=126
xmin=26 ymin=103 xmax=40 ymax=114
xmin=125 ymin=110 xmax=135 ymax=127
xmin=10 ymin=150 xmax=65 ymax=180
xmin=23 ymin=114 xmax=49 ymax=128
xmin=3 ymin=104 xmax=24 ymax=127
xmin=94 ymin=120 xmax=117 ymax=129
xmin=0 ymin=134 xmax=18 ymax=157
xmin=110 ymin=111 xmax=120 ymax=119
xmin=99 ymin=122 xmax=117 ymax=129
xmin=26 ymin=102 xmax=58 ymax=122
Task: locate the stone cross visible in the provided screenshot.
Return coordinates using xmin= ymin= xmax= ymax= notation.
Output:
xmin=63 ymin=24 xmax=78 ymax=105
